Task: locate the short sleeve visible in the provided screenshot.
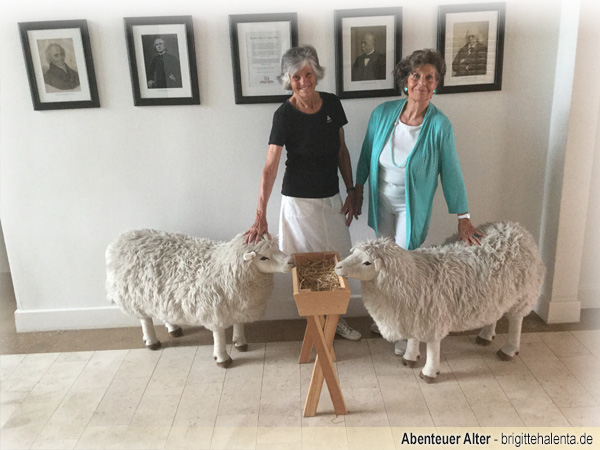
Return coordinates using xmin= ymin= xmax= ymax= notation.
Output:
xmin=329 ymin=94 xmax=348 ymax=128
xmin=268 ymin=107 xmax=287 ymax=146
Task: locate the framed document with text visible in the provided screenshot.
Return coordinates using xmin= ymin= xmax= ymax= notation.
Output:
xmin=229 ymin=13 xmax=298 ymax=104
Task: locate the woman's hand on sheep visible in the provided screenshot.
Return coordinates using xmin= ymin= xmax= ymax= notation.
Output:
xmin=244 ymin=213 xmax=270 ymax=244
xmin=458 ymin=218 xmax=485 ymax=246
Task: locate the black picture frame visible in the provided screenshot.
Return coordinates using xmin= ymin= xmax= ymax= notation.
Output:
xmin=123 ymin=16 xmax=200 ymax=106
xmin=229 ymin=13 xmax=298 ymax=104
xmin=334 ymin=8 xmax=402 ymax=99
xmin=437 ymin=3 xmax=506 ymax=94
xmin=18 ymin=20 xmax=100 ymax=111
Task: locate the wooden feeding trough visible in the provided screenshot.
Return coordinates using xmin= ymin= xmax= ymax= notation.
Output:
xmin=292 ymin=251 xmax=350 ymax=417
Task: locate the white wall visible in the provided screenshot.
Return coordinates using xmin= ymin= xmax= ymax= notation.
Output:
xmin=574 ymin=0 xmax=600 ymax=309
xmin=580 ymin=119 xmax=600 ymax=308
xmin=2 ymin=0 xmax=593 ymax=332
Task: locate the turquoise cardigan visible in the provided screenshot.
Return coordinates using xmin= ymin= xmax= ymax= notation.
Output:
xmin=356 ymin=99 xmax=468 ymax=250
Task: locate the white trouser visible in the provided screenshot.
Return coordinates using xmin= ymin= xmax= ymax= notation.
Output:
xmin=377 ymin=180 xmax=408 ymax=250
xmin=279 ymin=194 xmax=352 ymax=258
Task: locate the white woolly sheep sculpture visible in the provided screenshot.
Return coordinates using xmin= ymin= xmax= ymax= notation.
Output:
xmin=335 ymin=221 xmax=545 ymax=383
xmin=106 ymin=230 xmax=294 ymax=368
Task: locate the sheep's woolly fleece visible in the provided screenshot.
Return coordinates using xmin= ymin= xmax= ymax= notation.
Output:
xmin=106 ymin=230 xmax=277 ymax=330
xmin=355 ymin=221 xmax=545 ymax=343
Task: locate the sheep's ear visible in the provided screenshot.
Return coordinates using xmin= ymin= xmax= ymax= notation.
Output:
xmin=243 ymin=251 xmax=256 ymax=261
xmin=374 ymin=258 xmax=384 ymax=272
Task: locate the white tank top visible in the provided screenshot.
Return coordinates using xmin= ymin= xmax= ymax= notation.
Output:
xmin=378 ymin=120 xmax=422 ymax=186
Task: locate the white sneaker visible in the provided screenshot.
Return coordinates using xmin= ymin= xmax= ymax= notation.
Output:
xmin=336 ymin=318 xmax=361 ymax=341
xmin=370 ymin=322 xmax=380 ymax=334
xmin=394 ymin=339 xmax=407 ymax=356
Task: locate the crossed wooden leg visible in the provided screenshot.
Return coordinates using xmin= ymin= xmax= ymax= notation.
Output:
xmin=301 ymin=314 xmax=347 ymax=417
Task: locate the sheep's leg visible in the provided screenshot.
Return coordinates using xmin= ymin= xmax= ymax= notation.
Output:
xmin=165 ymin=323 xmax=183 ymax=338
xmin=498 ymin=315 xmax=523 ymax=361
xmin=212 ymin=328 xmax=232 ymax=368
xmin=476 ymin=323 xmax=496 ymax=346
xmin=419 ymin=341 xmax=441 ymax=383
xmin=141 ymin=318 xmax=161 ymax=350
xmin=232 ymin=323 xmax=248 ymax=352
xmin=401 ymin=338 xmax=421 ymax=368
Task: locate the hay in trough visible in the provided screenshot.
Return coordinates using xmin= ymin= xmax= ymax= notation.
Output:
xmin=297 ymin=258 xmax=340 ymax=291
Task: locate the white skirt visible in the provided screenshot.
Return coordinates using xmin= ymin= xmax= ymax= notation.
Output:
xmin=279 ymin=194 xmax=352 ymax=258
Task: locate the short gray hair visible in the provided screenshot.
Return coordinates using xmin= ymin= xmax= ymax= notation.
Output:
xmin=278 ymin=46 xmax=325 ymax=90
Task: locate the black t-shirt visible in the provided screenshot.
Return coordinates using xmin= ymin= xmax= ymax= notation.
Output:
xmin=269 ymin=92 xmax=348 ymax=198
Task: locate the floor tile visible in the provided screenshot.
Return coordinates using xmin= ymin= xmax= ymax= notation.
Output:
xmin=47 ymin=388 xmax=105 ymax=427
xmin=511 ymin=395 xmax=571 ymax=427
xmin=571 ymin=329 xmax=600 ymax=357
xmin=256 ymin=426 xmax=301 ymax=446
xmin=31 ymin=423 xmax=84 ymax=450
xmin=559 ymin=406 xmax=600 ymax=426
xmin=120 ymin=425 xmax=171 ymax=449
xmin=74 ymin=425 xmax=128 ymax=449
xmin=342 ymin=387 xmax=388 ymax=427
xmin=211 ymin=416 xmax=259 ymax=450
xmin=130 ymin=393 xmax=181 ymax=427
xmin=539 ymin=331 xmax=593 ymax=357
xmin=165 ymin=426 xmax=213 ymax=449
xmin=346 ymin=427 xmax=395 ymax=450
xmin=258 ymin=388 xmax=302 ymax=427
xmin=470 ymin=401 xmax=525 ymax=427
xmin=301 ymin=426 xmax=348 ymax=450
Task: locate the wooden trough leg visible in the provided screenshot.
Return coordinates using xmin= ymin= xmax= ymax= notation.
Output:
xmin=324 ymin=314 xmax=339 ymax=361
xmin=298 ymin=318 xmax=315 ymax=364
xmin=303 ymin=315 xmax=347 ymax=417
xmin=299 ymin=315 xmax=337 ymax=364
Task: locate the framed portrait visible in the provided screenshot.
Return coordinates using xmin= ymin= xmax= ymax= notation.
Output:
xmin=18 ymin=20 xmax=100 ymax=111
xmin=437 ymin=3 xmax=506 ymax=94
xmin=123 ymin=16 xmax=200 ymax=106
xmin=229 ymin=13 xmax=298 ymax=104
xmin=334 ymin=8 xmax=402 ymax=99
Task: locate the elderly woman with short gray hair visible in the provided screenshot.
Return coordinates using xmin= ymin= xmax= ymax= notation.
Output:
xmin=244 ymin=45 xmax=361 ymax=340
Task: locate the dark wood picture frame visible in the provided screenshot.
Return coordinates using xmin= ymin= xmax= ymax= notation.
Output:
xmin=334 ymin=8 xmax=402 ymax=99
xmin=18 ymin=20 xmax=100 ymax=111
xmin=437 ymin=2 xmax=506 ymax=94
xmin=123 ymin=15 xmax=200 ymax=106
xmin=229 ymin=13 xmax=298 ymax=104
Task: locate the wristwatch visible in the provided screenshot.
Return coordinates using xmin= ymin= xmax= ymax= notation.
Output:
xmin=457 ymin=213 xmax=471 ymax=220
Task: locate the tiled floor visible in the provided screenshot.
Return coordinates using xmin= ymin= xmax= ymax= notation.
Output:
xmin=1 ymin=275 xmax=600 ymax=449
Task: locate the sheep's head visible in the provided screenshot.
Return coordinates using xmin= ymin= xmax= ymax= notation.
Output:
xmin=335 ymin=247 xmax=383 ymax=281
xmin=243 ymin=235 xmax=294 ymax=274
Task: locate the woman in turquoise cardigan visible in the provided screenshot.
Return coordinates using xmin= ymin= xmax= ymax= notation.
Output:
xmin=355 ymin=49 xmax=483 ymax=354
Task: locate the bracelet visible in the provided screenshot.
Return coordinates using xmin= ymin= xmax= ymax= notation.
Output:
xmin=457 ymin=213 xmax=471 ymax=220
xmin=346 ymin=186 xmax=356 ymax=192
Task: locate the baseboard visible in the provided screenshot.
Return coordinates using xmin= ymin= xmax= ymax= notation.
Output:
xmin=14 ymin=306 xmax=141 ymax=332
xmin=13 ymin=295 xmax=369 ymax=333
xmin=534 ymin=295 xmax=581 ymax=323
xmin=579 ymin=287 xmax=600 ymax=308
